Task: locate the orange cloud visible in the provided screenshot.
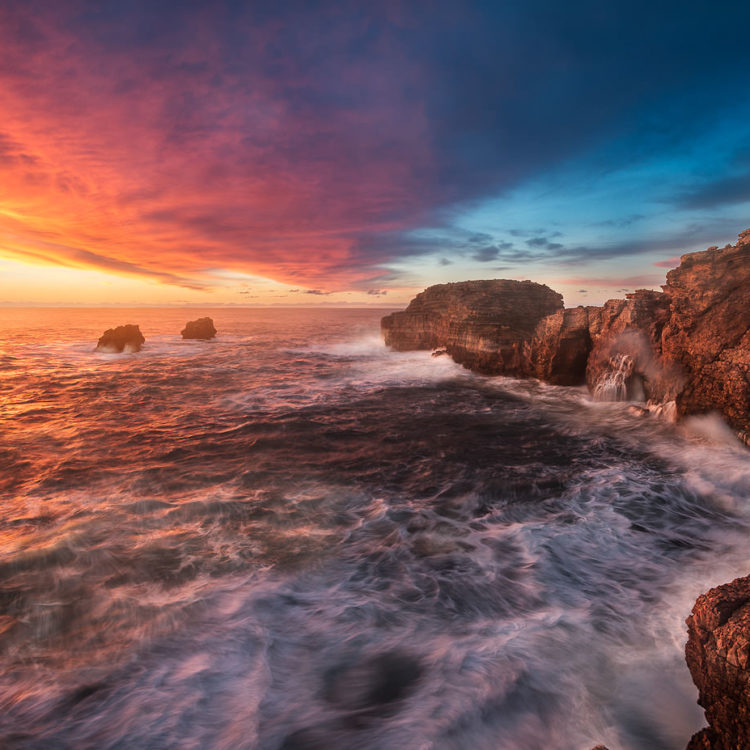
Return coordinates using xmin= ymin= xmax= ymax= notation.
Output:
xmin=0 ymin=4 xmax=435 ymax=294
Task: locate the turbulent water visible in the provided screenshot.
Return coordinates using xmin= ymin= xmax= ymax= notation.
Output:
xmin=2 ymin=307 xmax=750 ymax=750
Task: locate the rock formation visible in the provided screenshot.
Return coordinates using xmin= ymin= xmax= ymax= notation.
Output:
xmin=382 ymin=229 xmax=750 ymax=435
xmin=585 ymin=290 xmax=677 ymax=402
xmin=381 ymin=280 xmax=563 ymax=375
xmin=685 ymin=574 xmax=750 ymax=749
xmin=662 ymin=237 xmax=750 ymax=434
xmin=181 ymin=317 xmax=217 ymax=340
xmin=95 ymin=324 xmax=145 ymax=353
xmin=525 ymin=305 xmax=594 ymax=385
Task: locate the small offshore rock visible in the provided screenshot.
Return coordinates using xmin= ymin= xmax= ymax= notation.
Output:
xmin=95 ymin=324 xmax=145 ymax=353
xmin=181 ymin=317 xmax=217 ymax=340
xmin=431 ymin=348 xmax=448 ymax=357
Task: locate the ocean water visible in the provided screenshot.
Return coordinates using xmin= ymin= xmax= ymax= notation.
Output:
xmin=1 ymin=307 xmax=749 ymax=750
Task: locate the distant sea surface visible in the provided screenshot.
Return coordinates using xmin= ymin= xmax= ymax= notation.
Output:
xmin=2 ymin=307 xmax=749 ymax=750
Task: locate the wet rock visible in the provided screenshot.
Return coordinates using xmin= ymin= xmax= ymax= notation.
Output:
xmin=381 ymin=230 xmax=750 ymax=435
xmin=431 ymin=348 xmax=448 ymax=357
xmin=585 ymin=290 xmax=677 ymax=402
xmin=627 ymin=404 xmax=649 ymax=417
xmin=381 ymin=279 xmax=563 ymax=375
xmin=662 ymin=238 xmax=750 ymax=434
xmin=525 ymin=305 xmax=595 ymax=385
xmin=685 ymin=574 xmax=750 ymax=749
xmin=95 ymin=324 xmax=145 ymax=353
xmin=181 ymin=317 xmax=217 ymax=340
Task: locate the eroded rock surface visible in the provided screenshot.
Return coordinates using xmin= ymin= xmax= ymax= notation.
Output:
xmin=662 ymin=238 xmax=750 ymax=434
xmin=96 ymin=324 xmax=145 ymax=353
xmin=685 ymin=574 xmax=750 ymax=749
xmin=181 ymin=317 xmax=217 ymax=340
xmin=585 ymin=290 xmax=679 ymax=402
xmin=382 ymin=230 xmax=750 ymax=433
xmin=526 ymin=305 xmax=594 ymax=385
xmin=381 ymin=280 xmax=563 ymax=375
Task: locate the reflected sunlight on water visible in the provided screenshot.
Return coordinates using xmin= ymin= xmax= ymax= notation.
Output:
xmin=1 ymin=307 xmax=749 ymax=749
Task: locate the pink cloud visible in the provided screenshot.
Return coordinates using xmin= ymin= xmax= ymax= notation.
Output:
xmin=0 ymin=5 xmax=437 ymax=290
xmin=653 ymin=257 xmax=681 ymax=268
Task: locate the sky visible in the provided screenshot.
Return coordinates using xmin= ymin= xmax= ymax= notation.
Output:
xmin=2 ymin=0 xmax=750 ymax=307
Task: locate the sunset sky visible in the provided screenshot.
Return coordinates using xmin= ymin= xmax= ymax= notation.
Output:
xmin=2 ymin=0 xmax=750 ymax=306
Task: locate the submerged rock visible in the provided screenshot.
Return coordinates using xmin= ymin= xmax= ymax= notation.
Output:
xmin=685 ymin=574 xmax=750 ymax=749
xmin=181 ymin=317 xmax=217 ymax=340
xmin=95 ymin=324 xmax=145 ymax=353
xmin=381 ymin=279 xmax=563 ymax=375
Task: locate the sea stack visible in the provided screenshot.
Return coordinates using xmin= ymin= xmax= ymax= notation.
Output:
xmin=95 ymin=324 xmax=145 ymax=353
xmin=685 ymin=574 xmax=750 ymax=749
xmin=181 ymin=317 xmax=217 ymax=340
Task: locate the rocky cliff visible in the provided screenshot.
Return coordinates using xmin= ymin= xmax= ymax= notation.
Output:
xmin=382 ymin=230 xmax=750 ymax=433
xmin=525 ymin=305 xmax=595 ymax=385
xmin=685 ymin=575 xmax=750 ymax=749
xmin=662 ymin=237 xmax=750 ymax=434
xmin=381 ymin=280 xmax=563 ymax=375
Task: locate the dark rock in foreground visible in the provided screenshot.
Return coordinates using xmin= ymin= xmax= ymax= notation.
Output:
xmin=685 ymin=574 xmax=750 ymax=749
xmin=181 ymin=317 xmax=217 ymax=340
xmin=95 ymin=324 xmax=145 ymax=353
xmin=381 ymin=279 xmax=563 ymax=375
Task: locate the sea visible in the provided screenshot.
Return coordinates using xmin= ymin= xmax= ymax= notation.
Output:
xmin=1 ymin=307 xmax=749 ymax=750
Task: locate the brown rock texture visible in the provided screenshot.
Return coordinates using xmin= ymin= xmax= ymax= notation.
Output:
xmin=526 ymin=305 xmax=595 ymax=385
xmin=662 ymin=236 xmax=750 ymax=434
xmin=381 ymin=280 xmax=563 ymax=375
xmin=585 ymin=289 xmax=678 ymax=402
xmin=382 ymin=230 xmax=749 ymax=433
xmin=95 ymin=324 xmax=145 ymax=353
xmin=181 ymin=317 xmax=217 ymax=340
xmin=685 ymin=574 xmax=750 ymax=749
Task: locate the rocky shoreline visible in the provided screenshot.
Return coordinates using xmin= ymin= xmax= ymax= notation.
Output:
xmin=382 ymin=231 xmax=750 ymax=749
xmin=382 ymin=230 xmax=750 ymax=437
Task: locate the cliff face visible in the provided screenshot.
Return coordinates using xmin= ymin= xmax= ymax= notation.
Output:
xmin=685 ymin=575 xmax=750 ymax=749
xmin=662 ymin=237 xmax=750 ymax=434
xmin=382 ymin=230 xmax=750 ymax=433
xmin=585 ymin=289 xmax=679 ymax=403
xmin=525 ymin=306 xmax=595 ymax=385
xmin=381 ymin=280 xmax=563 ymax=375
